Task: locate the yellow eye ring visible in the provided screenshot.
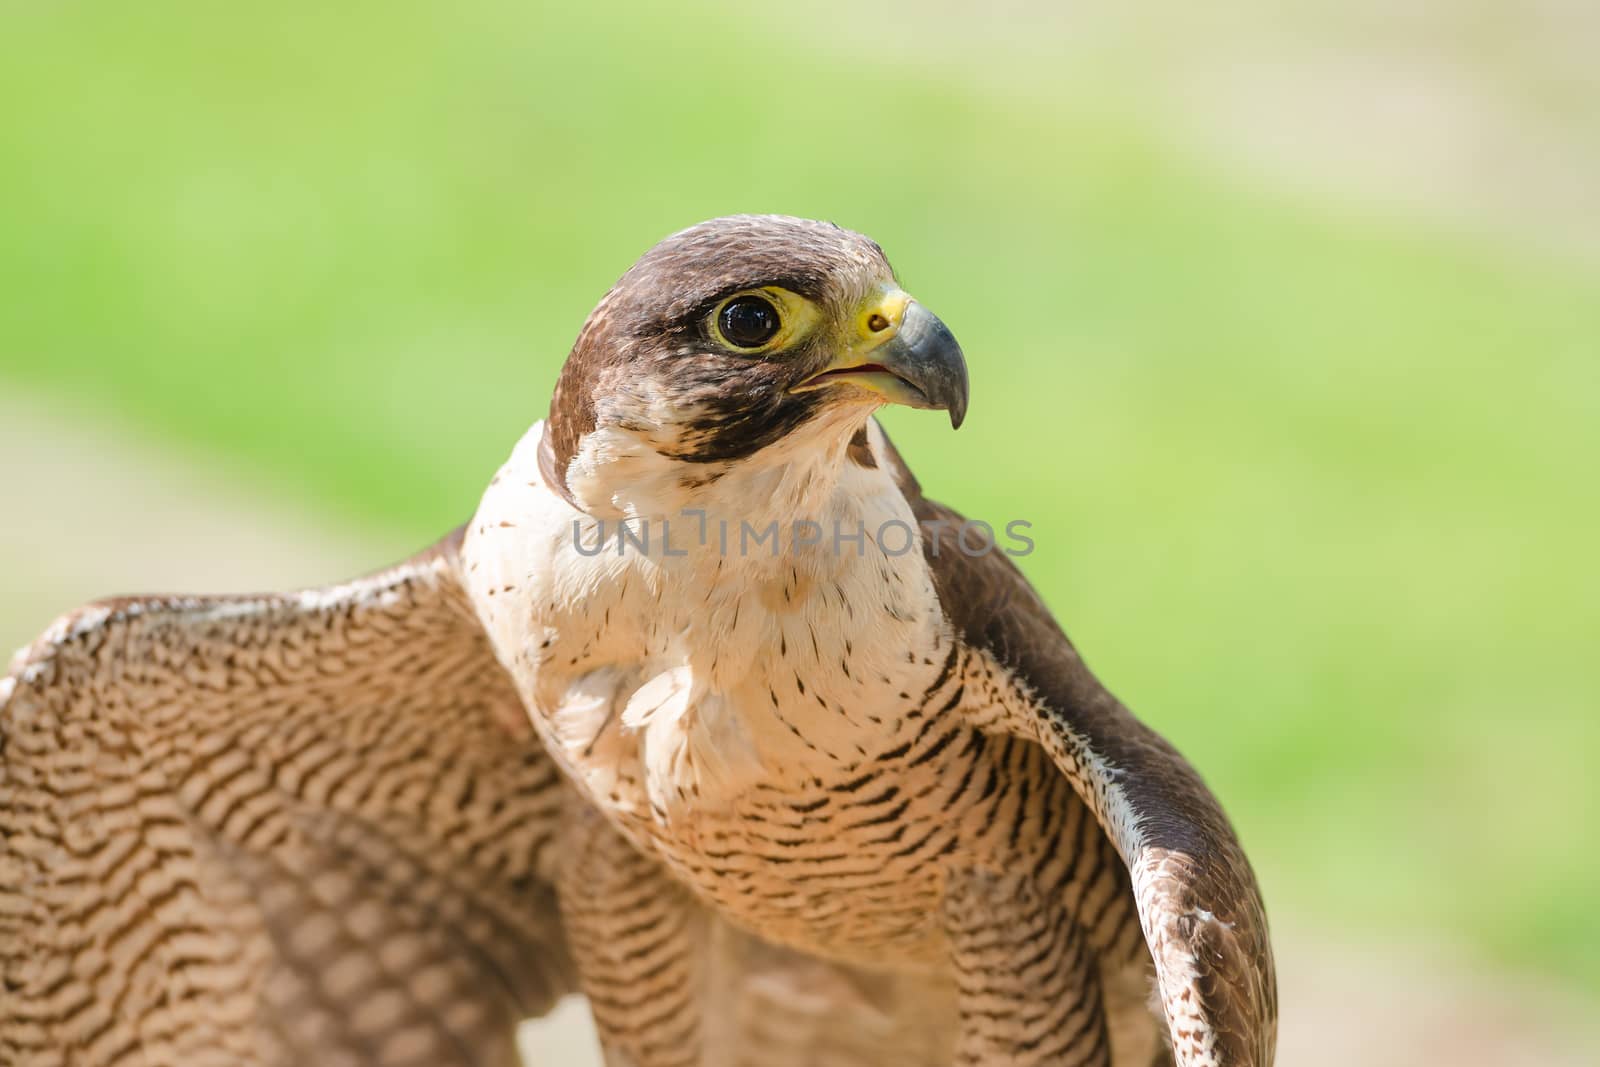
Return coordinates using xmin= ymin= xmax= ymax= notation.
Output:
xmin=717 ymin=293 xmax=781 ymax=348
xmin=708 ymin=287 xmax=818 ymax=354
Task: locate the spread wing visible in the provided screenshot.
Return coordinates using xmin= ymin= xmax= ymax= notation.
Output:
xmin=0 ymin=530 xmax=576 ymax=1067
xmin=882 ymin=432 xmax=1277 ymax=1066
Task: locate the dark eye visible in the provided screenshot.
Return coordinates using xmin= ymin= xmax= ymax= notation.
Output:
xmin=718 ymin=295 xmax=782 ymax=348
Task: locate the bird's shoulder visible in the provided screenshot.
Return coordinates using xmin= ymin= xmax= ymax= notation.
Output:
xmin=875 ymin=423 xmax=1277 ymax=1065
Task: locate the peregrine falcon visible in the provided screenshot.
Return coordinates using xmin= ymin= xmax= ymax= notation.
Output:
xmin=1 ymin=215 xmax=1276 ymax=1066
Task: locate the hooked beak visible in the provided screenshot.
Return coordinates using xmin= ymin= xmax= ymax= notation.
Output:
xmin=793 ymin=296 xmax=970 ymax=429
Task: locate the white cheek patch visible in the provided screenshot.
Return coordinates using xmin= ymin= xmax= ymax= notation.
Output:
xmin=567 ymin=420 xmax=706 ymax=519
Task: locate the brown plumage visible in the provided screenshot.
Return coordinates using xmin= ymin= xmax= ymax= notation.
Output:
xmin=894 ymin=446 xmax=1277 ymax=1065
xmin=2 ymin=215 xmax=1275 ymax=1066
xmin=0 ymin=534 xmax=567 ymax=1065
xmin=0 ymin=532 xmax=954 ymax=1066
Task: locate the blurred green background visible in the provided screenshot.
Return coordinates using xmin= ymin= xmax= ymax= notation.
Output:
xmin=2 ymin=0 xmax=1596 ymax=1034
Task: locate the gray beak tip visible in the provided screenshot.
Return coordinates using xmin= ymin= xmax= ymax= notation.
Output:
xmin=890 ymin=301 xmax=970 ymax=432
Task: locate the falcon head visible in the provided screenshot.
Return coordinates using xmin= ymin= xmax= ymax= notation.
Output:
xmin=540 ymin=215 xmax=967 ymax=511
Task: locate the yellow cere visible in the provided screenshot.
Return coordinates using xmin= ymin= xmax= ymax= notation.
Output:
xmin=856 ymin=288 xmax=912 ymax=348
